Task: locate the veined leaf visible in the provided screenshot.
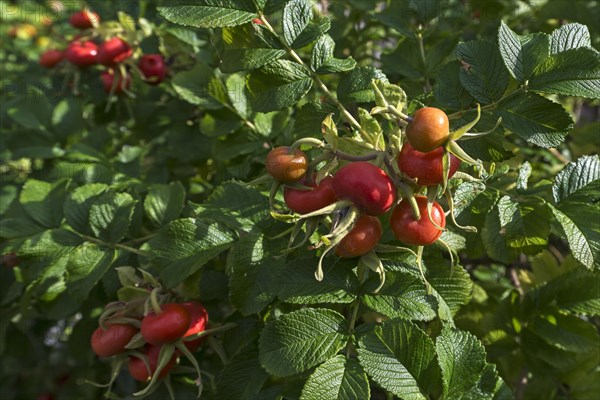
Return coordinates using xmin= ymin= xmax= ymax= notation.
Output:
xmin=158 ymin=1 xmax=258 ymax=28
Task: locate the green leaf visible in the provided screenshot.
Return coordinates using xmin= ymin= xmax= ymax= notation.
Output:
xmin=482 ymin=196 xmax=550 ymax=263
xmin=20 ymin=179 xmax=67 ymax=228
xmin=455 ymin=40 xmax=509 ymax=104
xmin=550 ymin=203 xmax=600 ymax=270
xmin=216 ymin=349 xmax=269 ymax=400
xmin=311 ymin=34 xmax=356 ymax=74
xmin=529 ymin=47 xmax=600 ymax=99
xmin=530 ymin=312 xmax=600 ymax=353
xmin=434 ymin=61 xmax=475 ymax=110
xmin=64 ymin=243 xmax=115 ymax=301
xmin=18 ymin=228 xmax=83 ymax=260
xmin=227 ymin=233 xmax=282 ymax=315
xmin=494 ymin=91 xmax=573 ymax=148
xmin=247 ymin=60 xmax=313 ymax=111
xmin=291 ymin=17 xmax=331 ymax=49
xmin=436 ymin=328 xmax=488 ymax=399
xmin=461 ymin=364 xmax=513 ymax=400
xmin=338 ymin=67 xmax=388 ymax=103
xmin=63 ymin=183 xmax=108 ymax=235
xmin=357 ymin=318 xmax=439 ymax=400
xmin=552 ymin=155 xmax=600 ymax=204
xmin=51 ymin=99 xmax=85 ymax=139
xmin=220 ymin=25 xmax=286 ymax=73
xmin=550 ymin=23 xmax=592 ymax=54
xmin=498 ymin=21 xmax=550 ymax=83
xmin=276 ymin=257 xmax=359 ymax=304
xmin=144 ymin=182 xmax=186 ymax=227
xmin=89 ymin=192 xmax=136 ymax=243
xmin=146 ymin=218 xmax=235 ymax=288
xmin=300 ymin=355 xmax=370 ymax=400
xmin=259 ymin=308 xmax=348 ymax=376
xmin=282 ymin=0 xmax=312 ymax=46
xmin=158 ymin=1 xmax=258 ymax=28
xmin=362 ymin=269 xmax=437 ymax=322
xmin=172 ymin=63 xmax=224 ymax=108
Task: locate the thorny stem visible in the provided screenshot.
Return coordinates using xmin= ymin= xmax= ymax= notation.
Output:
xmin=259 ymin=15 xmax=362 ymax=131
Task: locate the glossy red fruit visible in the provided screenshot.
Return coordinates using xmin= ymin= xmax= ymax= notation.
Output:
xmin=1 ymin=253 xmax=19 ymax=268
xmin=252 ymin=18 xmax=263 ymax=24
xmin=265 ymin=146 xmax=308 ymax=183
xmin=181 ymin=301 xmax=209 ymax=352
xmin=70 ymin=9 xmax=100 ymax=29
xmin=284 ymin=176 xmax=337 ymax=214
xmin=138 ymin=54 xmax=167 ymax=85
xmin=101 ymin=70 xmax=131 ymax=94
xmin=405 ymin=107 xmax=450 ymax=152
xmin=65 ymin=40 xmax=98 ymax=67
xmin=141 ymin=303 xmax=191 ymax=345
xmin=39 ymin=49 xmax=64 ymax=68
xmin=332 ymin=162 xmax=396 ymax=216
xmin=91 ymin=323 xmax=138 ymax=357
xmin=390 ymin=196 xmax=445 ymax=246
xmin=397 ymin=142 xmax=461 ymax=186
xmin=335 ymin=215 xmax=383 ymax=258
xmin=127 ymin=345 xmax=177 ymax=382
xmin=96 ymin=37 xmax=132 ymax=66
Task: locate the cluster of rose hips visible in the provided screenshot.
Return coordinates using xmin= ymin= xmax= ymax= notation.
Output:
xmin=38 ymin=9 xmax=168 ymax=95
xmin=88 ymin=270 xmax=210 ymax=394
xmin=265 ymin=106 xmax=475 ymax=284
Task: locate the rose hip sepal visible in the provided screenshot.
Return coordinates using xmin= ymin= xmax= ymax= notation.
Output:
xmin=91 ymin=323 xmax=138 ymax=357
xmin=397 ymin=142 xmax=461 ymax=186
xmin=181 ymin=301 xmax=209 ymax=352
xmin=390 ymin=195 xmax=446 ymax=246
xmin=332 ymin=162 xmax=396 ymax=216
xmin=127 ymin=344 xmax=178 ymax=382
xmin=140 ymin=303 xmax=191 ymax=345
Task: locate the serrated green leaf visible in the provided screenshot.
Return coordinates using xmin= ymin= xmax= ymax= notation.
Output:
xmin=552 ymin=155 xmax=600 ymax=204
xmin=456 ymin=40 xmax=509 ymax=104
xmin=291 ymin=17 xmax=331 ymax=49
xmin=550 ymin=203 xmax=600 ymax=270
xmin=357 ymin=318 xmax=439 ymax=400
xmin=64 ymin=243 xmax=115 ymax=301
xmin=300 ymin=355 xmax=370 ymax=400
xmin=434 ymin=61 xmax=475 ymax=110
xmin=89 ymin=192 xmax=136 ymax=243
xmin=172 ymin=63 xmax=224 ymax=108
xmin=247 ymin=60 xmax=313 ymax=111
xmin=436 ymin=328 xmax=488 ymax=399
xmin=550 ymin=23 xmax=592 ymax=54
xmin=227 ymin=233 xmax=282 ymax=315
xmin=338 ymin=67 xmax=388 ymax=103
xmin=259 ymin=308 xmax=348 ymax=377
xmin=529 ymin=47 xmax=600 ymax=99
xmin=311 ymin=34 xmax=356 ymax=74
xmin=282 ymin=0 xmax=312 ymax=46
xmin=18 ymin=228 xmax=83 ymax=260
xmin=498 ymin=22 xmax=550 ymax=83
xmin=158 ymin=1 xmax=258 ymax=28
xmin=20 ymin=179 xmax=68 ymax=228
xmin=276 ymin=257 xmax=359 ymax=304
xmin=0 ymin=217 xmax=46 ymax=239
xmin=530 ymin=312 xmax=600 ymax=353
xmin=63 ymin=183 xmax=108 ymax=235
xmin=221 ymin=24 xmax=286 ymax=73
xmin=216 ymin=349 xmax=269 ymax=400
xmin=147 ymin=218 xmax=235 ymax=288
xmin=144 ymin=182 xmax=186 ymax=227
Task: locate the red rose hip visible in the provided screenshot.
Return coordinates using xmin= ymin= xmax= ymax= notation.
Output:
xmin=390 ymin=196 xmax=445 ymax=246
xmin=332 ymin=162 xmax=396 ymax=216
xmin=91 ymin=323 xmax=138 ymax=357
xmin=284 ymin=176 xmax=337 ymax=214
xmin=335 ymin=215 xmax=382 ymax=258
xmin=96 ymin=37 xmax=132 ymax=66
xmin=140 ymin=303 xmax=191 ymax=345
xmin=39 ymin=49 xmax=64 ymax=68
xmin=397 ymin=142 xmax=461 ymax=186
xmin=70 ymin=9 xmax=100 ymax=29
xmin=138 ymin=54 xmax=167 ymax=85
xmin=65 ymin=40 xmax=98 ymax=67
